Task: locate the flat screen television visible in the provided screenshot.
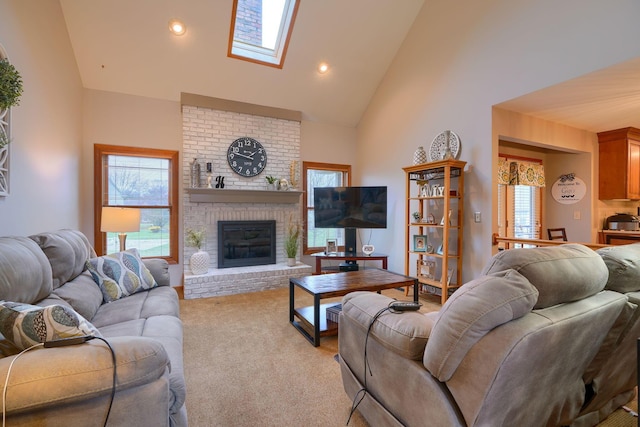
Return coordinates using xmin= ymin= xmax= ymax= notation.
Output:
xmin=313 ymin=186 xmax=387 ymax=255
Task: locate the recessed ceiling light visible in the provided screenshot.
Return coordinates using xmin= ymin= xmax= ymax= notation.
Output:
xmin=318 ymin=63 xmax=329 ymax=74
xmin=169 ymin=19 xmax=187 ymax=36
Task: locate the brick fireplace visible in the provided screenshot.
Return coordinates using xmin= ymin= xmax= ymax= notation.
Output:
xmin=181 ymin=101 xmax=312 ymax=299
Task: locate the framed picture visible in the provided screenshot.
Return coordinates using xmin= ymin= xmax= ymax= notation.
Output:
xmin=417 ymin=259 xmax=436 ymax=280
xmin=413 ymin=235 xmax=427 ymax=252
xmin=326 ymin=239 xmax=338 ymax=254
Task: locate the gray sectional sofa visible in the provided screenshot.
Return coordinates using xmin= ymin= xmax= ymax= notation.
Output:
xmin=0 ymin=229 xmax=186 ymax=426
xmin=339 ymin=243 xmax=640 ymax=427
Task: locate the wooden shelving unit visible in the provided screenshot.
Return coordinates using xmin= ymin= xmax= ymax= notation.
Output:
xmin=403 ymin=159 xmax=466 ymax=304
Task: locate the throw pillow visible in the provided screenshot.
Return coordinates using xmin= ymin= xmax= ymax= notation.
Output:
xmin=86 ymin=248 xmax=158 ymax=303
xmin=0 ymin=302 xmax=101 ymax=350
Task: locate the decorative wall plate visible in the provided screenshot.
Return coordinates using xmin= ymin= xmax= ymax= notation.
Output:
xmin=428 ymin=130 xmax=461 ymax=161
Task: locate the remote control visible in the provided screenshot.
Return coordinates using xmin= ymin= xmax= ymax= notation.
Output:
xmin=43 ymin=335 xmax=94 ymax=348
xmin=389 ymin=301 xmax=422 ymax=312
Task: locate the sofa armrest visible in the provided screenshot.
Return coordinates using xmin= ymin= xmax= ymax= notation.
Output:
xmin=1 ymin=336 xmax=169 ymax=415
xmin=341 ymin=291 xmax=434 ymax=360
xmin=143 ymin=258 xmax=171 ymax=287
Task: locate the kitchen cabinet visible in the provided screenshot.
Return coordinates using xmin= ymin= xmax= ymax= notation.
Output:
xmin=598 ymin=230 xmax=640 ymax=245
xmin=598 ymin=127 xmax=640 ymax=200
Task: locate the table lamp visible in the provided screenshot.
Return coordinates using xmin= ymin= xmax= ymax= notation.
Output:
xmin=101 ymin=207 xmax=141 ymax=252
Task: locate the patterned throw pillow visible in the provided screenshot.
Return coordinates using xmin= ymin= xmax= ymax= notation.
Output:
xmin=86 ymin=248 xmax=158 ymax=303
xmin=0 ymin=302 xmax=101 ymax=350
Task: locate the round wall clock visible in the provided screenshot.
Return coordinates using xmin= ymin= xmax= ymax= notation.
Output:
xmin=227 ymin=137 xmax=267 ymax=177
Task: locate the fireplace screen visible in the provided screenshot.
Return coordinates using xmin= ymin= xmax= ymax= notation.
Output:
xmin=217 ymin=220 xmax=276 ymax=268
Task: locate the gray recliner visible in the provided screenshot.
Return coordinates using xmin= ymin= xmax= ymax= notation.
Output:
xmin=339 ymin=244 xmax=632 ymax=426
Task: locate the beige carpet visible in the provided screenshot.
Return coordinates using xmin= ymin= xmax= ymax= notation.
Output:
xmin=180 ymin=287 xmax=637 ymax=427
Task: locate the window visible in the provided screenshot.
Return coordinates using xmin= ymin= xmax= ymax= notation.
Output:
xmin=228 ymin=0 xmax=300 ymax=68
xmin=303 ymin=162 xmax=351 ymax=254
xmin=497 ymin=155 xmax=543 ymax=248
xmin=94 ymin=144 xmax=179 ymax=262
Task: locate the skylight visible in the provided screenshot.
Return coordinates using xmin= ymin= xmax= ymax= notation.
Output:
xmin=228 ymin=0 xmax=299 ymax=68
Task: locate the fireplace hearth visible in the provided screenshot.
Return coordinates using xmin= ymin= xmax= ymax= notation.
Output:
xmin=217 ymin=220 xmax=276 ymax=268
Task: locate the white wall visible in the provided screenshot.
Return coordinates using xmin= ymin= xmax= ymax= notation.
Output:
xmin=357 ymin=0 xmax=640 ymax=282
xmin=544 ymin=152 xmax=593 ymax=243
xmin=81 ymin=89 xmax=182 ymax=283
xmin=0 ymin=1 xmax=83 ymax=236
xmin=300 ymin=121 xmax=357 ymax=167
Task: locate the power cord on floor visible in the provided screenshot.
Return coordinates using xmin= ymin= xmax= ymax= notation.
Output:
xmin=346 ymin=300 xmax=421 ymax=425
xmin=2 ymin=337 xmax=116 ymax=427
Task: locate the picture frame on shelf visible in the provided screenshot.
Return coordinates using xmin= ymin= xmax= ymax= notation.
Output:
xmin=417 ymin=259 xmax=436 ymax=280
xmin=326 ymin=239 xmax=338 ymax=255
xmin=413 ymin=235 xmax=427 ymax=252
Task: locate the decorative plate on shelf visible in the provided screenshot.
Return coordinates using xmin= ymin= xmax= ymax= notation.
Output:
xmin=428 ymin=130 xmax=461 ymax=161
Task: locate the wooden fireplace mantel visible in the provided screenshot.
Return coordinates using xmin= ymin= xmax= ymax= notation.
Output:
xmin=186 ymin=188 xmax=303 ymax=204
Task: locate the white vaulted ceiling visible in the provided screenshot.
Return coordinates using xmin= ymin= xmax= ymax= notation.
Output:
xmin=59 ymin=0 xmax=425 ymax=127
xmin=59 ymin=0 xmax=640 ymax=132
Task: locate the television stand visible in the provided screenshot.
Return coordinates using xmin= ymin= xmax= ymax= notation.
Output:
xmin=310 ymin=252 xmax=388 ymax=274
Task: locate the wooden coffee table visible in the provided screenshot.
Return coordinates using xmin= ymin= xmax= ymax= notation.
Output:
xmin=289 ymin=268 xmax=418 ymax=346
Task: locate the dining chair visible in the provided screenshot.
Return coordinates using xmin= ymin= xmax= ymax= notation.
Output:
xmin=547 ymin=228 xmax=568 ymax=241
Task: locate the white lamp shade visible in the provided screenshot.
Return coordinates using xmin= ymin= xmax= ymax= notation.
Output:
xmin=101 ymin=207 xmax=141 ymax=233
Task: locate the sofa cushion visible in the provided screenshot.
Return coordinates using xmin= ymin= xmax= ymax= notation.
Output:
xmin=52 ymin=271 xmax=105 ymax=321
xmin=341 ymin=291 xmax=433 ymax=360
xmin=0 ymin=302 xmax=101 ymax=350
xmin=90 ymin=286 xmax=180 ymax=328
xmin=596 ymin=243 xmax=640 ymax=293
xmin=86 ymin=248 xmax=158 ymax=303
xmin=423 ymin=269 xmax=538 ymax=381
xmin=0 ymin=237 xmax=53 ymax=304
xmin=481 ymin=244 xmax=607 ymax=308
xmin=98 ymin=315 xmax=186 ymax=414
xmin=29 ymin=229 xmax=95 ymax=289
xmin=143 ymin=258 xmax=171 ymax=287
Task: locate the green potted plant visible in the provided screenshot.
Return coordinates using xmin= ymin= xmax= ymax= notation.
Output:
xmin=186 ymin=228 xmax=209 ymax=275
xmin=265 ymin=175 xmax=278 ymax=190
xmin=0 ymin=58 xmax=22 ymax=150
xmin=0 ymin=58 xmax=23 ymax=111
xmin=284 ymin=216 xmax=301 ymax=266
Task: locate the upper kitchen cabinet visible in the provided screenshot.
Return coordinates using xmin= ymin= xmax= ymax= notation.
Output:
xmin=599 ymin=127 xmax=640 ymax=200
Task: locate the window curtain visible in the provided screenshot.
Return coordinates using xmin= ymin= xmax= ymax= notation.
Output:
xmin=498 ymin=158 xmax=546 ymax=187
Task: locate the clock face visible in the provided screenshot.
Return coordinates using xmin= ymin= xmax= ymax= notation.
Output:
xmin=227 ymin=137 xmax=267 ymax=177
